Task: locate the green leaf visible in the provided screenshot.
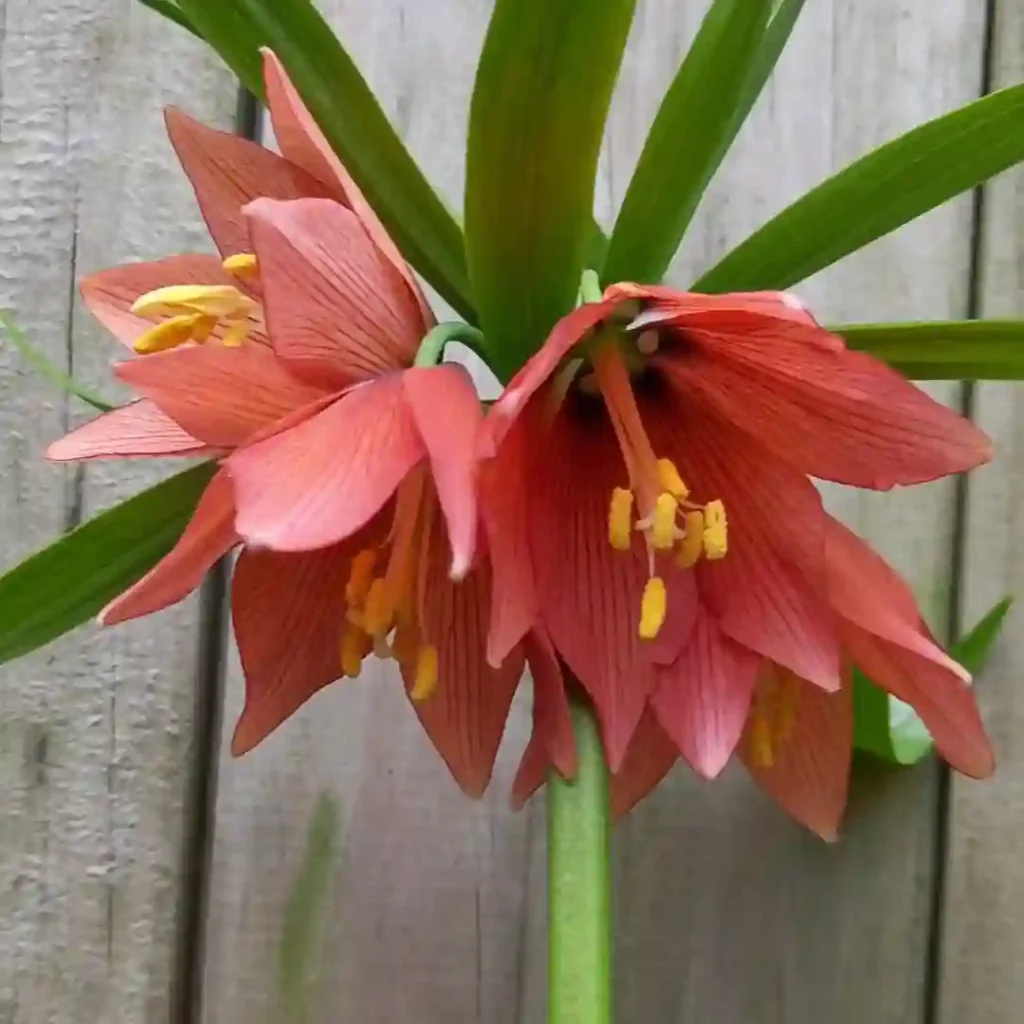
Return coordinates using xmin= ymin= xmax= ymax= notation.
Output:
xmin=835 ymin=320 xmax=1024 ymax=380
xmin=602 ymin=0 xmax=772 ymax=285
xmin=465 ymin=0 xmax=637 ymax=381
xmin=175 ymin=0 xmax=472 ymax=320
xmin=274 ymin=793 xmax=340 ymax=1024
xmin=136 ymin=0 xmax=204 ymax=39
xmin=0 ymin=310 xmax=114 ymax=412
xmin=853 ymin=597 xmax=1012 ymax=765
xmin=696 ymin=82 xmax=1024 ymax=293
xmin=0 ymin=463 xmax=216 ymax=666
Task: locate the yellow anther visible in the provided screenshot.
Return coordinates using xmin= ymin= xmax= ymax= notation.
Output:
xmin=345 ymin=549 xmax=377 ymax=605
xmin=650 ymin=493 xmax=679 ymax=550
xmin=222 ymin=252 xmax=258 ymax=276
xmin=676 ymin=510 xmax=705 ymax=569
xmin=638 ymin=576 xmax=667 ymax=639
xmin=362 ymin=578 xmax=394 ymax=637
xmin=133 ymin=313 xmax=209 ymax=354
xmin=656 ymin=459 xmax=689 ymax=500
xmin=703 ymin=500 xmax=728 ymax=560
xmin=410 ymin=645 xmax=439 ymax=702
xmin=608 ymin=488 xmax=634 ymax=551
xmin=749 ymin=716 xmax=774 ymax=768
xmin=131 ymin=284 xmax=251 ymax=319
xmin=340 ymin=626 xmax=371 ymax=678
xmin=220 ymin=321 xmax=251 ymax=347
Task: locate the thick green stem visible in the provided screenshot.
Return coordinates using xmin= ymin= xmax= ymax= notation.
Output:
xmin=548 ymin=694 xmax=612 ymax=1024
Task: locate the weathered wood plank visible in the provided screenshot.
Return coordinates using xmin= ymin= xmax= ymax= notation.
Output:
xmin=198 ymin=2 xmax=984 ymax=1022
xmin=0 ymin=4 xmax=235 ymax=1022
xmin=937 ymin=0 xmax=1024 ymax=1019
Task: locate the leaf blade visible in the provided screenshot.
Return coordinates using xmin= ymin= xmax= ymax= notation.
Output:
xmin=0 ymin=463 xmax=216 ymax=666
xmin=465 ymin=0 xmax=637 ymax=379
xmin=696 ymin=83 xmax=1024 ymax=293
xmin=603 ymin=0 xmax=772 ymax=284
xmin=835 ymin=320 xmax=1024 ymax=380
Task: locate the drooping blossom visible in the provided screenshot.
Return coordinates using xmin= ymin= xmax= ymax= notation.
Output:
xmin=44 ymin=51 xmax=542 ymax=795
xmin=485 ymin=283 xmax=994 ymax=836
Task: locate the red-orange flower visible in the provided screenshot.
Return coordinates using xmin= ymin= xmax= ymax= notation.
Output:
xmin=486 ymin=283 xmax=994 ymax=836
xmin=44 ymin=52 xmax=531 ymax=795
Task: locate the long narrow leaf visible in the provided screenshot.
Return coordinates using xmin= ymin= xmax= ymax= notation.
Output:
xmin=0 ymin=463 xmax=216 ymax=666
xmin=0 ymin=310 xmax=113 ymax=412
xmin=853 ymin=597 xmax=1012 ymax=765
xmin=137 ymin=0 xmax=204 ymax=39
xmin=836 ymin=320 xmax=1024 ymax=380
xmin=175 ymin=0 xmax=472 ymax=320
xmin=465 ymin=0 xmax=637 ymax=380
xmin=696 ymin=83 xmax=1024 ymax=293
xmin=603 ymin=0 xmax=771 ymax=284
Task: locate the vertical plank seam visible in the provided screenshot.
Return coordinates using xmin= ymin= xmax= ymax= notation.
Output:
xmin=922 ymin=1 xmax=998 ymax=1020
xmin=169 ymin=86 xmax=259 ymax=1024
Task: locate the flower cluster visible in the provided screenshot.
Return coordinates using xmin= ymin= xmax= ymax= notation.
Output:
xmin=51 ymin=52 xmax=994 ymax=839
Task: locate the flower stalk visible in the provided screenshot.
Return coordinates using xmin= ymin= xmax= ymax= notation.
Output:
xmin=548 ymin=689 xmax=612 ymax=1024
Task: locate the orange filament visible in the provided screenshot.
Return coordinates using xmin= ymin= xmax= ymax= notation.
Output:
xmin=336 ymin=470 xmax=442 ymax=690
xmin=591 ymin=341 xmax=727 ymax=639
xmin=748 ymin=670 xmax=801 ymax=768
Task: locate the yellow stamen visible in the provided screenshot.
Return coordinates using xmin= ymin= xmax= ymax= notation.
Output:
xmin=220 ymin=321 xmax=250 ymax=348
xmin=130 ymin=284 xmax=253 ymax=319
xmin=639 ymin=576 xmax=667 ymax=639
xmin=410 ymin=645 xmax=439 ymax=701
xmin=222 ymin=252 xmax=258 ymax=276
xmin=608 ymin=488 xmax=634 ymax=551
xmin=703 ymin=499 xmax=728 ymax=560
xmin=749 ymin=716 xmax=774 ymax=768
xmin=133 ymin=313 xmax=212 ymax=354
xmin=676 ymin=510 xmax=705 ymax=569
xmin=345 ymin=549 xmax=378 ymax=605
xmin=656 ymin=458 xmax=689 ymax=500
xmin=362 ymin=578 xmax=394 ymax=637
xmin=340 ymin=626 xmax=372 ymax=678
xmin=650 ymin=493 xmax=678 ymax=550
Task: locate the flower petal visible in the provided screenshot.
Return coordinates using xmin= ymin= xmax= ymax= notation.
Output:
xmin=230 ymin=530 xmax=379 ymax=755
xmin=528 ymin=398 xmax=660 ymax=769
xmin=229 ymin=375 xmax=423 ymax=552
xmin=245 ymin=196 xmax=425 ymax=388
xmin=652 ymin=608 xmax=761 ymax=779
xmin=825 ymin=517 xmax=993 ymax=777
xmin=408 ymin=510 xmax=524 ymax=797
xmin=402 ymin=364 xmax=481 ymax=579
xmin=658 ymin=315 xmax=991 ymax=489
xmin=481 ymin=299 xmax=618 ymax=455
xmin=260 ymin=50 xmax=434 ymax=326
xmin=165 ymin=107 xmax=334 ymax=258
xmin=100 ymin=468 xmax=237 ymax=625
xmin=480 ymin=407 xmax=539 ymax=667
xmin=81 ymin=255 xmax=241 ymax=349
xmin=511 ymin=629 xmax=577 ymax=809
xmin=740 ymin=667 xmax=853 ymax=842
xmin=610 ymin=709 xmax=679 ymax=818
xmin=47 ymin=400 xmax=208 ymax=461
xmin=115 ymin=341 xmax=326 ymax=448
xmin=650 ymin=388 xmax=841 ymax=691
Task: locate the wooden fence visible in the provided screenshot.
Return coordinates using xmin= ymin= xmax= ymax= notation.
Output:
xmin=1 ymin=1 xmax=1022 ymax=1021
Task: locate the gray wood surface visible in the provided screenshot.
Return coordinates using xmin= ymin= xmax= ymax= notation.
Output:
xmin=0 ymin=4 xmax=235 ymax=1022
xmin=937 ymin=0 xmax=1024 ymax=1019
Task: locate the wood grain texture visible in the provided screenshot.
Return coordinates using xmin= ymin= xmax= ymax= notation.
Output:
xmin=0 ymin=3 xmax=235 ymax=1022
xmin=937 ymin=0 xmax=1024 ymax=1019
xmin=196 ymin=2 xmax=988 ymax=1023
